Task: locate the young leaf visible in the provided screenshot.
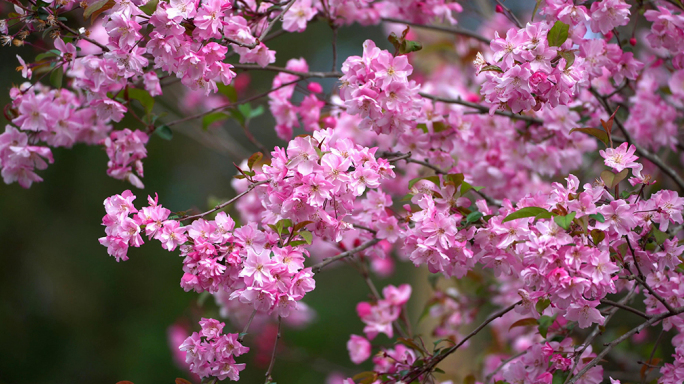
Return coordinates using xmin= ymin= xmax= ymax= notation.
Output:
xmin=127 ymin=88 xmax=154 ymax=115
xmin=537 ymin=315 xmax=555 ymax=338
xmin=299 ymin=231 xmax=312 ymax=245
xmin=509 ymin=317 xmax=538 ymax=331
xmin=155 ymin=125 xmax=173 ymax=140
xmin=569 ymin=127 xmax=610 ymax=147
xmin=479 ymin=65 xmax=504 ymax=73
xmin=601 ymin=169 xmax=629 ymax=189
xmin=559 ymin=50 xmax=575 ymax=69
xmin=217 ymin=83 xmax=238 ymax=103
xmin=50 ymin=65 xmax=64 ymax=89
xmin=589 ymin=213 xmax=605 ymax=223
xmin=408 ymin=175 xmax=441 ymax=190
xmin=247 ymin=152 xmax=263 ymax=170
xmin=502 ymin=207 xmax=551 ymax=223
xmin=553 ymin=211 xmax=576 ymax=230
xmin=466 ymin=211 xmax=483 ymax=223
xmin=547 ymin=21 xmax=570 ymax=47
xmin=536 ymin=298 xmax=550 ymax=314
xmin=202 ymin=112 xmax=229 ymax=131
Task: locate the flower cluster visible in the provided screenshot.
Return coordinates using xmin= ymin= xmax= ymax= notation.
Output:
xmin=250 ymin=128 xmax=396 ymax=242
xmin=269 ymin=58 xmax=325 ymax=140
xmin=480 ymin=0 xmax=642 ymax=113
xmin=340 ymin=40 xmax=420 ymax=135
xmin=102 ymin=129 xmax=149 ymax=188
xmin=179 ymin=318 xmax=248 ymax=381
xmin=645 ymin=5 xmax=684 ymax=69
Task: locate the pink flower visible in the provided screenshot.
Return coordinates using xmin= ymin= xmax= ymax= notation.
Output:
xmin=282 ymin=0 xmax=316 ymax=32
xmin=590 ymin=0 xmax=631 ymax=35
xmin=347 ymin=335 xmax=371 ymax=364
xmin=599 ymin=142 xmax=639 ymax=172
xmin=565 ymin=299 xmax=604 ymax=328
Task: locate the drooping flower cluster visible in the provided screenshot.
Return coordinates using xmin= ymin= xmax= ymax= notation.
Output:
xmin=179 ymin=318 xmax=249 ymax=381
xmin=269 ymin=58 xmax=326 ymax=140
xmin=645 ymin=5 xmax=684 ymax=69
xmin=102 ymin=129 xmax=149 ymax=188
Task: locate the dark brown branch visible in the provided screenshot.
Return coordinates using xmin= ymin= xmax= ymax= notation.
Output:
xmin=311 ymin=238 xmax=381 ymax=273
xmin=264 ymin=316 xmax=282 ymax=383
xmin=600 ymin=299 xmax=650 ymax=320
xmin=419 ymin=92 xmax=543 ymax=124
xmin=381 ymin=17 xmax=491 ymax=44
xmin=179 ymin=180 xmax=269 ymax=222
xmin=403 ymin=300 xmax=522 ymax=383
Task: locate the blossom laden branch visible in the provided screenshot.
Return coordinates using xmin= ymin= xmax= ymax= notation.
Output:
xmin=179 ymin=180 xmax=269 ymax=222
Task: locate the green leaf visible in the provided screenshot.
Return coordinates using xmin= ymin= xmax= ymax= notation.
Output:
xmin=127 ymin=88 xmax=154 ymax=115
xmin=553 ymin=211 xmax=576 ymax=230
xmin=238 ymin=103 xmax=264 ymax=120
xmin=247 ymin=152 xmax=263 ymax=170
xmin=460 ymin=181 xmax=484 ymax=196
xmin=275 ymin=219 xmax=293 ymax=235
xmin=84 ymin=0 xmax=115 ymax=22
xmin=569 ymin=127 xmax=610 ymax=148
xmin=536 ymin=297 xmax=550 ymax=314
xmin=217 ymin=83 xmax=238 ymax=103
xmin=299 ymin=230 xmax=312 ymax=245
xmin=202 ymin=112 xmax=229 ymax=131
xmin=502 ymin=207 xmax=551 ymax=223
xmin=589 ymin=213 xmax=605 ymax=223
xmin=590 ymin=229 xmax=605 ymax=245
xmin=228 ymin=109 xmax=246 ymax=126
xmin=434 ymin=368 xmax=445 ymax=374
xmin=466 ymin=211 xmax=483 ymax=224
xmin=35 ymin=49 xmax=60 ymax=62
xmin=531 ymin=0 xmax=542 ymax=21
xmin=653 ymin=227 xmax=668 ymax=245
xmin=139 ymin=0 xmax=158 ymax=15
xmin=352 ymin=371 xmax=377 ymax=384
xmin=463 ymin=374 xmax=476 ymax=384
xmin=50 ymin=65 xmax=63 ymax=89
xmin=155 ymin=125 xmax=173 ymax=140
xmin=601 ymin=169 xmax=629 ymax=189
xmin=509 ymin=317 xmax=538 ymax=331
xmin=547 ymin=21 xmax=570 ymax=47
xmin=443 ymin=173 xmax=464 ymax=188
xmin=537 ymin=315 xmax=555 ymax=338
xmin=408 ymin=175 xmax=441 ymax=190
xmin=432 ymin=121 xmax=449 ymax=133
xmin=479 ymin=64 xmax=504 ymax=73
xmin=400 ymin=40 xmax=422 ymax=54
xmin=559 ymin=50 xmax=575 ymax=69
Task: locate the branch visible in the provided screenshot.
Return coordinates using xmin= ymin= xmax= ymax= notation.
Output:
xmin=564 ymin=286 xmax=637 ymax=384
xmin=567 ymin=305 xmax=684 ymax=384
xmin=599 ymin=299 xmax=650 ymax=320
xmin=494 ymin=0 xmax=523 ymax=28
xmin=259 ymin=0 xmax=297 ymax=41
xmin=231 ymin=64 xmax=343 ymax=78
xmin=238 ymin=308 xmax=258 ymax=342
xmin=419 ymin=92 xmax=543 ymax=124
xmin=403 ymin=300 xmax=522 ymax=382
xmin=56 ymin=20 xmax=109 ymax=52
xmin=589 ymin=88 xmax=684 ymax=191
xmin=311 ymin=238 xmax=381 ymax=273
xmin=166 ymin=78 xmax=301 ymax=127
xmin=264 ymin=316 xmax=282 ymax=384
xmin=381 ymin=17 xmax=491 ymax=44
xmin=178 ymin=180 xmax=269 ymax=222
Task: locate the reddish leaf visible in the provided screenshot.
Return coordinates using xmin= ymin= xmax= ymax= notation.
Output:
xmin=509 ymin=317 xmax=538 ymax=331
xmin=569 ymin=127 xmax=610 ymax=148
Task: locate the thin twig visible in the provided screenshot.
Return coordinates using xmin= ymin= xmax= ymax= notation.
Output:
xmin=567 ymin=305 xmax=684 ymax=384
xmin=238 ymin=308 xmax=259 ymax=342
xmin=259 ymin=0 xmax=297 ymax=41
xmin=420 ymin=92 xmax=543 ymax=124
xmin=381 ymin=17 xmax=490 ymax=44
xmin=600 ymin=299 xmax=651 ymax=320
xmin=232 ymin=64 xmax=343 ymax=78
xmin=494 ymin=0 xmax=523 ymax=28
xmin=311 ymin=238 xmax=381 ymax=273
xmin=264 ymin=316 xmax=282 ymax=383
xmin=589 ymin=88 xmax=684 ymax=191
xmin=403 ymin=300 xmax=522 ymax=383
xmin=642 ymin=328 xmax=664 ymax=384
xmin=166 ymin=79 xmax=301 ymax=127
xmin=179 ymin=180 xmax=269 ymax=222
